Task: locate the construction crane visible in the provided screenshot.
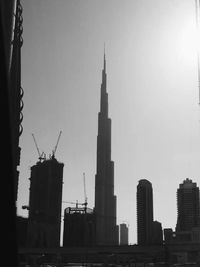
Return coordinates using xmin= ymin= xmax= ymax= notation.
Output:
xmin=52 ymin=130 xmax=62 ymax=158
xmin=62 ymin=200 xmax=86 ymax=209
xmin=83 ymin=172 xmax=88 ymax=209
xmin=32 ymin=133 xmax=45 ymax=161
xmin=62 ymin=172 xmax=88 ymax=211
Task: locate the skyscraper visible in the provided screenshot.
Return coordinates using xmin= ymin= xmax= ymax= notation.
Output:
xmin=176 ymin=178 xmax=200 ymax=232
xmin=27 ymin=156 xmax=64 ymax=248
xmin=137 ymin=179 xmax=153 ymax=245
xmin=94 ymin=53 xmax=118 ymax=245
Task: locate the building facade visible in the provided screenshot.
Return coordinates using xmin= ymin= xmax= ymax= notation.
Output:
xmin=27 ymin=156 xmax=64 ymax=248
xmin=176 ymin=178 xmax=200 ymax=232
xmin=94 ymin=54 xmax=118 ymax=245
xmin=137 ymin=179 xmax=153 ymax=245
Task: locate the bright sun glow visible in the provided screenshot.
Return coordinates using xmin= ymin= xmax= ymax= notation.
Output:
xmin=178 ymin=17 xmax=200 ymax=65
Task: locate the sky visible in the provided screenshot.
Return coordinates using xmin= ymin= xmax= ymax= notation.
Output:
xmin=17 ymin=0 xmax=200 ymax=245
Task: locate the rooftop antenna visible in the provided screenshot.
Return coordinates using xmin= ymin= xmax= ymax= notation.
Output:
xmin=52 ymin=130 xmax=62 ymax=158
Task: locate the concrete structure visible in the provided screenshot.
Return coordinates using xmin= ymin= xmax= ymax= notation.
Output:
xmin=137 ymin=179 xmax=153 ymax=245
xmin=120 ymin=223 xmax=129 ymax=245
xmin=176 ymin=178 xmax=200 ymax=232
xmin=27 ymin=156 xmax=64 ymax=248
xmin=94 ymin=53 xmax=118 ymax=245
xmin=63 ymin=206 xmax=96 ymax=247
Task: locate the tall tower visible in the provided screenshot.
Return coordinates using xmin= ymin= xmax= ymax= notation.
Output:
xmin=94 ymin=53 xmax=118 ymax=245
xmin=176 ymin=178 xmax=200 ymax=232
xmin=137 ymin=179 xmax=153 ymax=245
xmin=27 ymin=156 xmax=64 ymax=248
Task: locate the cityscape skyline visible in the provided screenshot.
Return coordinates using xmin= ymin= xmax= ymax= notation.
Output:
xmin=17 ymin=0 xmax=200 ymax=244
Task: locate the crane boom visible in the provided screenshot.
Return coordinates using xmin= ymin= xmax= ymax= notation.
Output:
xmin=83 ymin=172 xmax=88 ymax=207
xmin=32 ymin=133 xmax=41 ymax=158
xmin=62 ymin=200 xmax=85 ymax=209
xmin=53 ymin=130 xmax=62 ymax=156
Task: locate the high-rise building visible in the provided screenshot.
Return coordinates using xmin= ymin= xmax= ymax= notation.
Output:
xmin=137 ymin=179 xmax=153 ymax=245
xmin=94 ymin=53 xmax=118 ymax=245
xmin=120 ymin=223 xmax=129 ymax=245
xmin=27 ymin=156 xmax=64 ymax=248
xmin=176 ymin=178 xmax=200 ymax=232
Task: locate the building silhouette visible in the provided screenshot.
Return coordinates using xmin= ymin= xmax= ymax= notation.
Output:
xmin=120 ymin=223 xmax=129 ymax=245
xmin=164 ymin=179 xmax=200 ymax=245
xmin=171 ymin=178 xmax=200 ymax=244
xmin=63 ymin=206 xmax=96 ymax=247
xmin=94 ymin=53 xmax=118 ymax=245
xmin=1 ymin=0 xmax=24 ymax=204
xmin=152 ymin=220 xmax=163 ymax=245
xmin=27 ymin=155 xmax=64 ymax=248
xmin=137 ymin=179 xmax=153 ymax=245
xmin=137 ymin=179 xmax=163 ymax=246
xmin=176 ymin=178 xmax=200 ymax=232
xmin=1 ymin=1 xmax=23 ymax=264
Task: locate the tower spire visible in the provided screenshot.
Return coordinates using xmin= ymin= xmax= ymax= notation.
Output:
xmin=100 ymin=48 xmax=108 ymax=115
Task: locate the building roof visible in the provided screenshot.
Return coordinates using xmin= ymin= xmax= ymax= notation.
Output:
xmin=179 ymin=178 xmax=197 ymax=189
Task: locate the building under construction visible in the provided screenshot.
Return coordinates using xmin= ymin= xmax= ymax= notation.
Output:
xmin=26 ymin=153 xmax=64 ymax=248
xmin=63 ymin=204 xmax=96 ymax=247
